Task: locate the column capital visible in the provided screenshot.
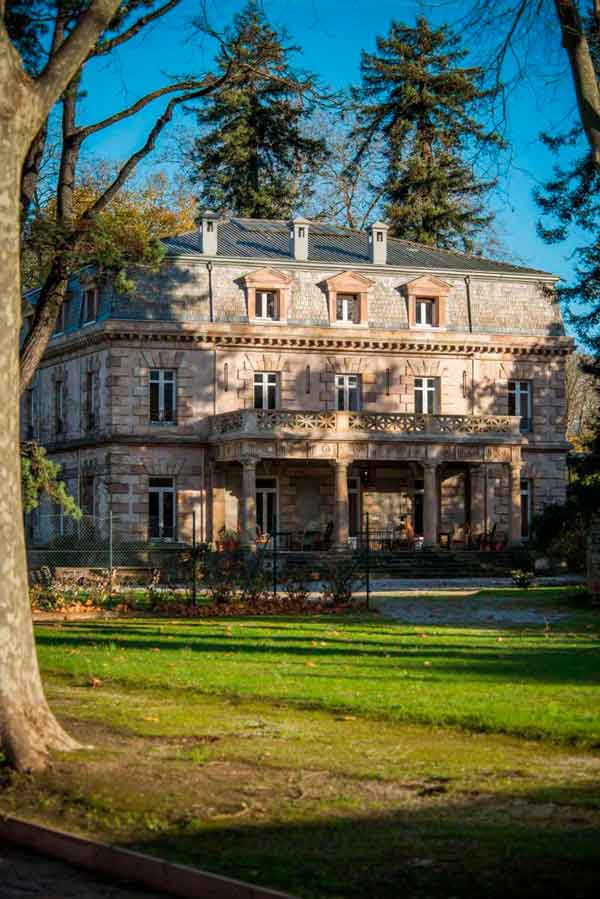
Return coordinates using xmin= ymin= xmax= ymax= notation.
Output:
xmin=422 ymin=460 xmax=438 ymax=472
xmin=240 ymin=456 xmax=258 ymax=470
xmin=333 ymin=457 xmax=351 ymax=468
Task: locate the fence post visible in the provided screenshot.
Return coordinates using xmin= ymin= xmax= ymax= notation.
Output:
xmin=365 ymin=512 xmax=370 ymax=611
xmin=272 ymin=533 xmax=278 ymax=602
xmin=191 ymin=510 xmax=197 ymax=607
xmin=108 ymin=510 xmax=113 ymax=580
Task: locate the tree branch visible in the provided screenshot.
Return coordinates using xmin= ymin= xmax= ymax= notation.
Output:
xmin=93 ymin=0 xmax=181 ymax=56
xmin=35 ymin=0 xmax=122 ymax=119
xmin=77 ymin=77 xmax=220 ymax=138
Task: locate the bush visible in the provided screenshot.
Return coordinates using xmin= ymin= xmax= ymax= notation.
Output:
xmin=281 ymin=567 xmax=311 ymax=606
xmin=511 ymin=569 xmax=535 ymax=589
xmin=322 ymin=556 xmax=360 ymax=606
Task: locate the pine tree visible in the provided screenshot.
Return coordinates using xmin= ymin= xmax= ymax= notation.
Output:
xmin=189 ymin=0 xmax=327 ymax=219
xmin=351 ymin=17 xmax=503 ymax=251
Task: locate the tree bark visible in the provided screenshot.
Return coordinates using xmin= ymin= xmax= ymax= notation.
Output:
xmin=554 ymin=0 xmax=600 ymax=163
xmin=0 ymin=0 xmax=122 ymax=772
xmin=20 ymin=256 xmax=71 ymax=393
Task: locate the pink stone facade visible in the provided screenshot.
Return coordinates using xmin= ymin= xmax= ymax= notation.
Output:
xmin=24 ymin=219 xmax=572 ymax=550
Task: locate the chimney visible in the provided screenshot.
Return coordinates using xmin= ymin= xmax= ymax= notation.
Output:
xmin=289 ymin=217 xmax=310 ymax=261
xmin=200 ymin=210 xmax=219 ymax=255
xmin=368 ymin=220 xmax=389 ymax=265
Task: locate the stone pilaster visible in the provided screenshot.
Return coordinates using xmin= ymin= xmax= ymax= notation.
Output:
xmin=333 ymin=459 xmax=350 ymax=546
xmin=240 ymin=457 xmax=257 ymax=549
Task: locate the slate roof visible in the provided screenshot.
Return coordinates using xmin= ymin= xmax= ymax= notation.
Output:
xmin=161 ymin=217 xmax=553 ymax=278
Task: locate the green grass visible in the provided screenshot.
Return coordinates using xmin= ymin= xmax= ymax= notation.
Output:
xmin=2 ymin=587 xmax=599 ymax=898
xmin=34 ymin=587 xmax=600 ymax=746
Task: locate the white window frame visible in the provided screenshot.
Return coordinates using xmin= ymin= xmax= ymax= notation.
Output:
xmin=149 ymin=477 xmax=176 ymax=541
xmin=253 ymin=372 xmax=278 ymax=410
xmin=255 ymin=290 xmax=278 ymax=321
xmin=150 ymin=369 xmax=176 ymax=424
xmin=414 ymin=377 xmax=438 ymax=414
xmin=415 ymin=298 xmax=436 ymax=327
xmin=82 ymin=287 xmax=98 ymax=326
xmin=336 ymin=293 xmax=359 ymax=324
xmin=509 ymin=380 xmax=532 ymax=432
xmin=335 ymin=373 xmax=361 ymax=411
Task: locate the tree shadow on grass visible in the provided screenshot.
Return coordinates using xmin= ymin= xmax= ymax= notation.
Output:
xmin=120 ymin=781 xmax=600 ymax=899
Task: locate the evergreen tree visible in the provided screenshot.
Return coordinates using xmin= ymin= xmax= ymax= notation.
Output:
xmin=189 ymin=1 xmax=327 ymax=219
xmin=351 ymin=17 xmax=503 ymax=251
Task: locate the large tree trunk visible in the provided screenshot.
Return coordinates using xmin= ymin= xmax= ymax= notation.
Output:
xmin=0 ymin=129 xmax=79 ymax=771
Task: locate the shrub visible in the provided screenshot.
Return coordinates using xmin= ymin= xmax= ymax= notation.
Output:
xmin=322 ymin=556 xmax=360 ymax=606
xmin=281 ymin=567 xmax=311 ymax=606
xmin=511 ymin=569 xmax=535 ymax=589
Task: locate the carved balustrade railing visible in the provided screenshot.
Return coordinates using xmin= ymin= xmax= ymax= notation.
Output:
xmin=210 ymin=409 xmax=521 ymax=437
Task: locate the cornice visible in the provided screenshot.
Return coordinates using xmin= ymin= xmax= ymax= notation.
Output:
xmin=41 ymin=322 xmax=573 ymax=365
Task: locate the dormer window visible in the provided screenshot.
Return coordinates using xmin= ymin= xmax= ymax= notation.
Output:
xmin=255 ymin=290 xmax=278 ymax=321
xmin=415 ymin=298 xmax=436 ymax=327
xmin=82 ymin=287 xmax=98 ymax=325
xmin=336 ymin=294 xmax=359 ymax=323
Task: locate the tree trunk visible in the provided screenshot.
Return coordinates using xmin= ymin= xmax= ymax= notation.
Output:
xmin=0 ymin=83 xmax=79 ymax=776
xmin=554 ymin=0 xmax=600 ymax=163
xmin=20 ymin=256 xmax=70 ymax=393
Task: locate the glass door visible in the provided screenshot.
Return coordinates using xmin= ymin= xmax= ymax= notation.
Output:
xmin=256 ymin=477 xmax=278 ymax=538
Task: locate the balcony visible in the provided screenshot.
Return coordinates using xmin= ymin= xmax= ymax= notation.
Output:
xmin=210 ymin=409 xmax=522 ymax=441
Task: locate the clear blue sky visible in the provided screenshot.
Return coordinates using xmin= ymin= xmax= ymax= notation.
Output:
xmin=78 ymin=0 xmax=584 ymax=283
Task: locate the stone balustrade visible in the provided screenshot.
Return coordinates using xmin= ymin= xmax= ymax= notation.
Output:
xmin=210 ymin=409 xmax=521 ymax=437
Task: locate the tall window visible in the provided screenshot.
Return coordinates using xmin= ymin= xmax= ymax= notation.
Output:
xmin=415 ymin=298 xmax=435 ymax=326
xmin=85 ymin=370 xmax=96 ymax=431
xmin=521 ymin=479 xmax=532 ymax=540
xmin=82 ymin=287 xmax=98 ymax=325
xmin=55 ymin=380 xmax=65 ymax=433
xmin=336 ymin=294 xmax=359 ymax=323
xmin=254 ymin=372 xmax=277 ymax=410
xmin=414 ymin=377 xmax=437 ymax=414
xmin=255 ymin=291 xmax=277 ymax=320
xmin=149 ymin=477 xmax=175 ymax=541
xmin=25 ymin=388 xmax=35 ymax=440
xmin=81 ymin=474 xmax=95 ymax=518
xmin=336 ymin=374 xmax=361 ymax=411
xmin=150 ymin=370 xmax=176 ymax=423
xmin=348 ymin=477 xmax=360 ymax=537
xmin=508 ymin=380 xmax=532 ymax=432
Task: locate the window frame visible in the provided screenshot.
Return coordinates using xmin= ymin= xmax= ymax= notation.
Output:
xmin=336 ymin=293 xmax=360 ymax=324
xmin=254 ymin=290 xmax=278 ymax=321
xmin=55 ymin=380 xmax=65 ymax=434
xmin=508 ymin=380 xmax=533 ymax=433
xmin=335 ymin=373 xmax=361 ymax=411
xmin=415 ymin=298 xmax=436 ymax=327
xmin=82 ymin=287 xmax=98 ymax=326
xmin=81 ymin=474 xmax=95 ymax=518
xmin=253 ymin=371 xmax=278 ymax=410
xmin=148 ymin=476 xmax=176 ymax=542
xmin=414 ymin=376 xmax=438 ymax=414
xmin=149 ymin=369 xmax=177 ymax=424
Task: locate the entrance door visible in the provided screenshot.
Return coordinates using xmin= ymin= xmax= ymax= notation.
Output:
xmin=413 ymin=489 xmax=424 ymax=536
xmin=256 ymin=477 xmax=278 ymax=537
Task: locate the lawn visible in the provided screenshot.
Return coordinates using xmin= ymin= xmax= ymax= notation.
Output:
xmin=2 ymin=587 xmax=600 ymax=898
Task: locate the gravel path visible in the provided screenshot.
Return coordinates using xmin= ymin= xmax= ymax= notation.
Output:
xmin=0 ymin=844 xmax=168 ymax=899
xmin=376 ymin=593 xmax=572 ymax=627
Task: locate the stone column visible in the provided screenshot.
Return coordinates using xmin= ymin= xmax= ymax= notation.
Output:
xmin=240 ymin=457 xmax=257 ymax=549
xmin=333 ymin=459 xmax=350 ymax=547
xmin=422 ymin=462 xmax=438 ymax=547
xmin=470 ymin=464 xmax=486 ymax=539
xmin=210 ymin=463 xmax=226 ymax=541
xmin=508 ymin=462 xmax=522 ymax=546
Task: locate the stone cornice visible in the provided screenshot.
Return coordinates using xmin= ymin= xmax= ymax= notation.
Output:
xmin=41 ymin=320 xmax=573 ymax=366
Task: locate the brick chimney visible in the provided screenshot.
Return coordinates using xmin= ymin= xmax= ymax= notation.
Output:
xmin=289 ymin=217 xmax=310 ymax=261
xmin=368 ymin=220 xmax=389 ymax=265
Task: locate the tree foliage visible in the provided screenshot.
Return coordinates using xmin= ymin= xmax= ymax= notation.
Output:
xmin=350 ymin=16 xmax=503 ymax=251
xmin=189 ymin=0 xmax=328 ymax=219
xmin=21 ymin=441 xmax=80 ymax=518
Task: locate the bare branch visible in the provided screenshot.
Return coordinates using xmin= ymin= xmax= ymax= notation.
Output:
xmin=36 ymin=0 xmax=122 ymax=119
xmin=93 ymin=0 xmax=181 ymax=57
xmin=78 ymin=77 xmax=220 ymax=138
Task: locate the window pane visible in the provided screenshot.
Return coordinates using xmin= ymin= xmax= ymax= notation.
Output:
xmin=164 ymin=380 xmax=175 ymax=422
xmin=163 ymin=491 xmax=174 ymax=539
xmin=256 ymin=293 xmax=264 ymax=317
xmin=150 ymin=381 xmax=160 ymax=421
xmin=149 ymin=492 xmax=160 ymax=538
xmin=336 ymin=297 xmax=344 ymax=320
xmin=508 ymin=383 xmax=516 ymax=416
xmin=267 ymin=381 xmax=276 ymax=409
xmin=348 ymin=384 xmax=359 ymax=411
xmin=266 ymin=293 xmax=276 ymax=318
xmin=254 ymin=382 xmax=264 ymax=409
xmin=337 ymin=385 xmax=345 ymax=410
xmin=415 ymin=386 xmax=423 ymax=414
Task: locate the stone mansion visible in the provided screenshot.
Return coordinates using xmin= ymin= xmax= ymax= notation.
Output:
xmin=23 ymin=214 xmax=571 ymax=550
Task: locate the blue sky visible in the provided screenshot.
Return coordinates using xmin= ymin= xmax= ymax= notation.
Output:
xmin=78 ymin=0 xmax=584 ymax=283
